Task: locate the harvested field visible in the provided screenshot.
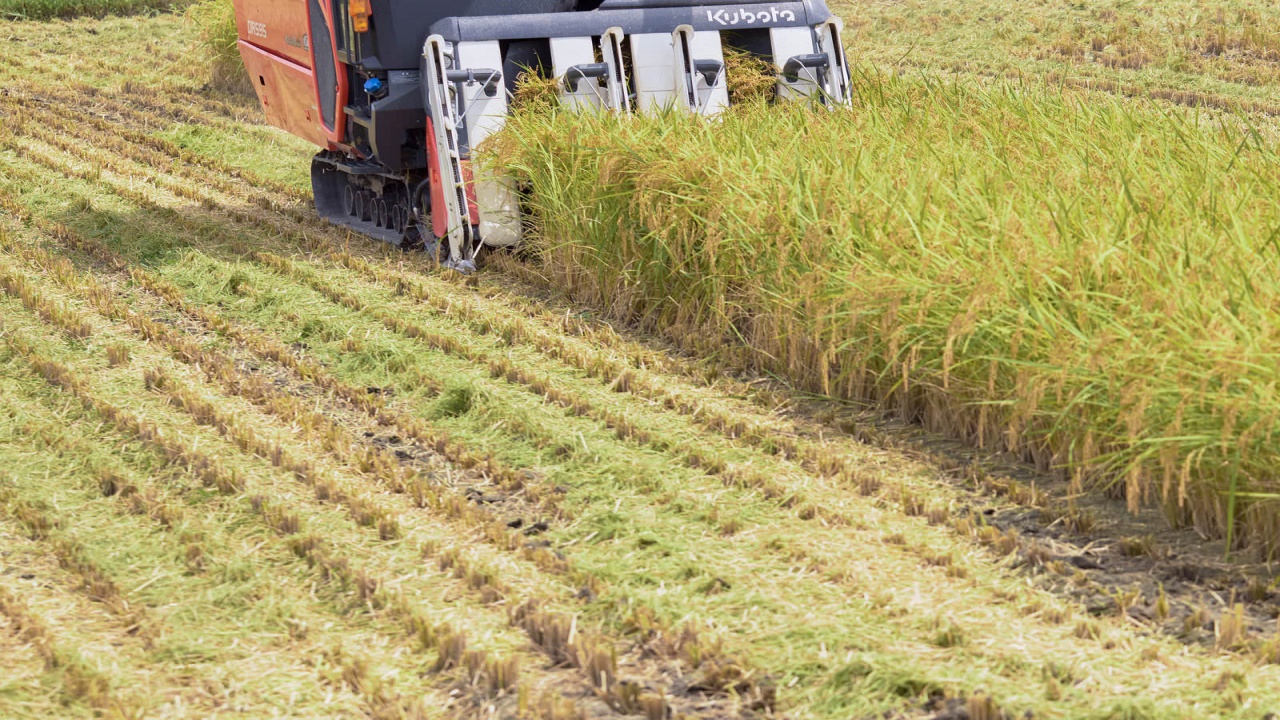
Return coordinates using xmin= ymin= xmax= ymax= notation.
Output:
xmin=834 ymin=0 xmax=1280 ymax=115
xmin=0 ymin=9 xmax=1279 ymax=720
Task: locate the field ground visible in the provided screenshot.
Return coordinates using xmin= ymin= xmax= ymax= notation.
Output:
xmin=0 ymin=10 xmax=1279 ymax=720
xmin=835 ymin=0 xmax=1280 ymax=114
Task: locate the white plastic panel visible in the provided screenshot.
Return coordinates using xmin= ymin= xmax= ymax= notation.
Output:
xmin=631 ymin=32 xmax=677 ymax=114
xmin=458 ymin=41 xmax=508 ymax=147
xmin=550 ymin=36 xmax=604 ymax=111
xmin=769 ymin=26 xmax=819 ymax=102
xmin=639 ymin=28 xmax=728 ymax=116
xmin=457 ymin=40 xmax=520 ymax=248
xmin=689 ymin=30 xmax=729 ymax=115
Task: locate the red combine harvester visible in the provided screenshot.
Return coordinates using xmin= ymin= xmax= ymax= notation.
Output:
xmin=232 ymin=0 xmax=851 ymax=271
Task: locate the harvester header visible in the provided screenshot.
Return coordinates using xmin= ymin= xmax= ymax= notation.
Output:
xmin=233 ymin=0 xmax=852 ymax=270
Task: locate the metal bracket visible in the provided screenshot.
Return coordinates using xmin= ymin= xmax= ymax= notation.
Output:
xmin=782 ymin=53 xmax=830 ymax=83
xmin=817 ymin=18 xmax=852 ymax=105
xmin=563 ymin=62 xmax=610 ymax=92
xmin=694 ymin=59 xmax=724 ymax=87
xmin=601 ymin=27 xmax=631 ymax=112
xmin=446 ymin=68 xmax=502 ymax=97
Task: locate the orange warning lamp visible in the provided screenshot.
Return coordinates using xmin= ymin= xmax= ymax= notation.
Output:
xmin=349 ymin=0 xmax=371 ymax=32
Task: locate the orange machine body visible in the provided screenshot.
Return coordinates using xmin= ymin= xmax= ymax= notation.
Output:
xmin=233 ymin=0 xmax=346 ymax=149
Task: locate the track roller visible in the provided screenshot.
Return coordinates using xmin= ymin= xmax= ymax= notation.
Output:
xmin=311 ymin=154 xmax=422 ymax=247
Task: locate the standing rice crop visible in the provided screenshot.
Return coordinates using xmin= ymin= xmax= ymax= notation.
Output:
xmin=489 ymin=67 xmax=1280 ymax=553
xmin=186 ymin=0 xmax=248 ymax=95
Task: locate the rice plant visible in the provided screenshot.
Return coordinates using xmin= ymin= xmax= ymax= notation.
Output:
xmin=492 ymin=68 xmax=1280 ymax=552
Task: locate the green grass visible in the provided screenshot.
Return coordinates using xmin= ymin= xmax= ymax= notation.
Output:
xmin=0 ymin=0 xmax=182 ymax=20
xmin=490 ymin=70 xmax=1280 ymax=555
xmin=155 ymin=123 xmax=313 ymax=190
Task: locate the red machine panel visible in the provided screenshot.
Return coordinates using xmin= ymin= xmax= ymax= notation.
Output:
xmin=232 ymin=0 xmax=313 ymax=69
xmin=238 ymin=41 xmax=328 ymax=148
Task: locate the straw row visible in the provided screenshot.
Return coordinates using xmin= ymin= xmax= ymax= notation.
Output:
xmin=0 ymin=48 xmax=261 ymax=133
xmin=0 ymin=329 xmax=541 ymax=714
xmin=0 ymin=581 xmax=119 ymax=712
xmin=0 ymin=194 xmax=731 ymax=715
xmin=28 ymin=420 xmax=209 ymax=571
xmin=0 ymin=255 xmax=93 ymax=339
xmin=0 ymin=488 xmax=156 ymax=642
xmin=4 ymin=92 xmax=305 ymax=215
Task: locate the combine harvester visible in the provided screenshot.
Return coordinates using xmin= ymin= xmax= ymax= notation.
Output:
xmin=232 ymin=0 xmax=852 ymax=271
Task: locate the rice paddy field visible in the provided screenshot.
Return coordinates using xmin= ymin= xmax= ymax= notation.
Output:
xmin=2 ymin=3 xmax=1280 ymax=719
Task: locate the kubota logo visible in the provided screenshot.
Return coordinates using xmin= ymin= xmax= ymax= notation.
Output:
xmin=707 ymin=7 xmax=798 ymax=25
